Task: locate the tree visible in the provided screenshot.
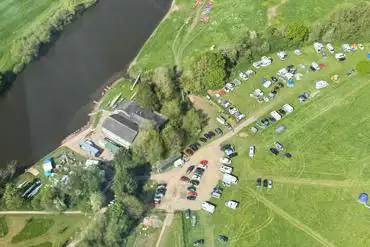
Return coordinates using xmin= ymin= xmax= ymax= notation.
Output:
xmin=152 ymin=67 xmax=176 ymax=101
xmin=286 ymin=22 xmax=310 ymax=45
xmin=182 ymin=109 xmax=202 ymax=138
xmin=356 ymin=61 xmax=370 ymax=75
xmin=160 ymin=99 xmax=182 ymax=127
xmin=162 ymin=125 xmax=184 ymax=156
xmin=120 ymin=196 xmax=144 ymax=220
xmin=3 ymin=183 xmax=23 ymax=209
xmin=192 ymin=52 xmax=226 ymax=94
xmin=90 ymin=192 xmax=104 ymax=212
xmin=133 ymin=130 xmax=164 ymax=164
xmin=135 ymin=83 xmax=160 ymax=111
xmin=113 ymin=164 xmax=137 ymax=197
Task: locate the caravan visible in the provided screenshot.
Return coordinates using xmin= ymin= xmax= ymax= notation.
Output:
xmin=222 ymin=173 xmax=238 ymax=186
xmin=201 ymin=201 xmax=216 ymax=214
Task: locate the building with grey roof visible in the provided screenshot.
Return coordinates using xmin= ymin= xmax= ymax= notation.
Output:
xmin=102 ymin=100 xmax=166 ymax=148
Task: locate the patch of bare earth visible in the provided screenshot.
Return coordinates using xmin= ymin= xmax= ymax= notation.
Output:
xmin=267 ymin=0 xmax=288 ymax=25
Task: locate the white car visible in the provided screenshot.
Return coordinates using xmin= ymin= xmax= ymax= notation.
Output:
xmin=220 ymin=157 xmax=231 ymax=165
xmin=229 ymin=107 xmax=237 ymax=115
xmin=263 ymin=80 xmax=272 ymax=88
xmin=313 ymin=42 xmax=323 ymax=53
xmin=268 ymin=179 xmax=273 ymax=189
xmin=270 ymin=111 xmax=282 ymax=121
xmin=225 ymin=200 xmax=239 ymax=209
xmin=342 ymin=44 xmax=351 ymax=53
xmin=239 ymin=72 xmax=248 ymax=81
xmin=249 ymin=145 xmax=255 ymax=158
xmin=335 ymin=53 xmax=346 ymax=61
xmin=219 ymin=165 xmax=233 ymax=174
xmin=358 ymin=44 xmax=364 ymax=50
xmin=326 ymin=43 xmax=335 ymax=54
xmin=311 ymin=62 xmax=320 ymax=71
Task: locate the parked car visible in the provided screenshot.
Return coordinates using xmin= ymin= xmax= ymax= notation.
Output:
xmin=285 ymin=153 xmax=292 ymax=158
xmin=256 ymin=177 xmax=262 ymax=189
xmin=225 ymin=200 xmax=239 ymax=209
xmin=187 ymin=191 xmax=198 ymax=197
xmin=268 ymin=179 xmax=273 ymax=189
xmin=263 ymin=179 xmax=268 ymax=188
xmin=208 ymin=131 xmax=216 ymax=137
xmin=228 ymin=152 xmax=238 ymax=158
xmin=193 ymin=239 xmax=205 ymax=246
xmin=249 ymin=145 xmax=255 ymax=158
xmin=221 ymin=144 xmax=232 ymax=151
xmin=214 ymin=128 xmax=223 ymax=136
xmin=204 ymin=133 xmax=212 ymax=140
xmin=187 ymin=186 xmax=197 ymax=192
xmin=190 ymin=143 xmax=200 ymax=151
xmin=199 ymin=137 xmax=207 ymax=143
xmin=185 ymin=149 xmax=194 ymax=156
xmin=190 ymin=180 xmax=200 ymax=186
xmin=271 ymin=76 xmax=278 ymax=82
xmin=270 ymin=148 xmax=279 ymax=155
xmin=274 ymin=142 xmax=284 ymax=151
xmin=218 ymin=235 xmax=229 ymax=243
xmin=186 ymin=165 xmax=195 ymax=174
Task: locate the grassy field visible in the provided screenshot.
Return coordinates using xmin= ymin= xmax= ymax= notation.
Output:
xmin=11 ymin=218 xmax=55 ymax=243
xmin=161 ymin=45 xmax=370 ymax=246
xmin=0 ymin=0 xmax=95 ymax=72
xmin=130 ymin=0 xmax=359 ymax=74
xmin=0 ymin=215 xmax=87 ymax=247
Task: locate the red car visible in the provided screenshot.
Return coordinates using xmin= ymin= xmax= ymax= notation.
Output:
xmin=200 ymin=160 xmax=208 ymax=166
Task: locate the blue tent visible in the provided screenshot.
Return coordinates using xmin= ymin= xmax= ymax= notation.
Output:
xmin=368 ymin=52 xmax=370 ymax=59
xmin=287 ymin=80 xmax=294 ymax=88
xmin=358 ymin=193 xmax=368 ymax=204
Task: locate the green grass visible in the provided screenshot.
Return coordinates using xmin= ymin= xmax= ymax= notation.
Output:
xmin=162 ymin=46 xmax=370 ymax=246
xmin=130 ymin=0 xmax=358 ymax=74
xmin=28 ymin=241 xmax=52 ymax=247
xmin=0 ymin=215 xmax=87 ymax=247
xmin=0 ymin=217 xmax=8 ymax=238
xmin=11 ymin=218 xmax=54 ymax=243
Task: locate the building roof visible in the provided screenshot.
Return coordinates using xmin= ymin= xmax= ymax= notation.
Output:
xmin=102 ymin=113 xmax=138 ymax=144
xmin=114 ymin=100 xmax=166 ymax=129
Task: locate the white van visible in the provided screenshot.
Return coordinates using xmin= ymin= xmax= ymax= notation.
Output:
xmin=219 ymin=165 xmax=233 ymax=174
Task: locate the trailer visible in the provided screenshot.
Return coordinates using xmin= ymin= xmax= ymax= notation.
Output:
xmin=201 ymin=201 xmax=216 ymax=214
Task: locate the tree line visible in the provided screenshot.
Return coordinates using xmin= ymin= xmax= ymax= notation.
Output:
xmin=0 ymin=0 xmax=97 ymax=94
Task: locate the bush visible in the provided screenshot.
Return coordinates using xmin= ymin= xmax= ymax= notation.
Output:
xmin=11 ymin=218 xmax=54 ymax=243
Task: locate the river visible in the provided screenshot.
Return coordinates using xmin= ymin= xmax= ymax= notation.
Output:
xmin=0 ymin=0 xmax=171 ymax=167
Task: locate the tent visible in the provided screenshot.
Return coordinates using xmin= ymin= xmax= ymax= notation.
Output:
xmin=43 ymin=158 xmax=53 ymax=173
xmin=287 ymin=80 xmax=294 ymax=88
xmin=358 ymin=193 xmax=368 ymax=204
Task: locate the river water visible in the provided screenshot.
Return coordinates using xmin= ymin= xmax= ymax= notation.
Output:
xmin=0 ymin=0 xmax=171 ymax=167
